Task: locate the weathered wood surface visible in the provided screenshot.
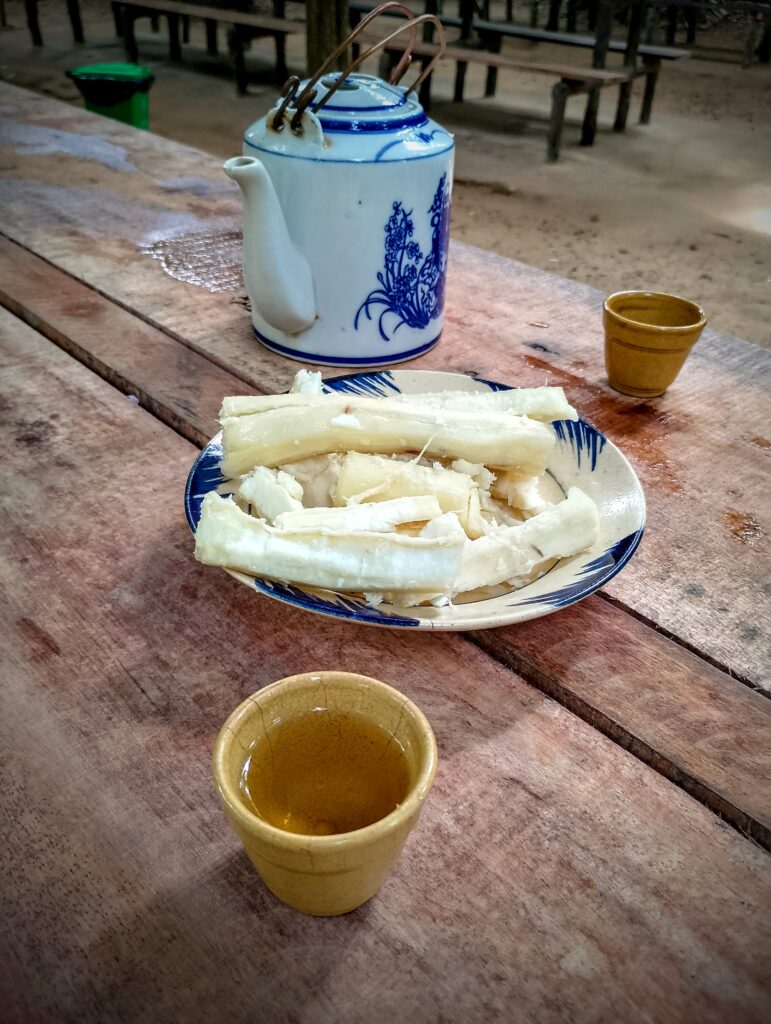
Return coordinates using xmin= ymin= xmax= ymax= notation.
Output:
xmin=1 ymin=307 xmax=770 ymax=1023
xmin=1 ymin=84 xmax=768 ymax=685
xmin=2 ymin=235 xmax=770 ymax=847
xmin=0 ymin=237 xmax=250 ymax=447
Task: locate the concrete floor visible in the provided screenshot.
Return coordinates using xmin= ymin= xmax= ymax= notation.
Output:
xmin=1 ymin=0 xmax=769 ymax=346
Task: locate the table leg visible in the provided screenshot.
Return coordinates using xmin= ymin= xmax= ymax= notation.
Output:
xmin=419 ymin=57 xmax=433 ymax=110
xmin=547 ymin=80 xmax=570 ymax=161
xmin=168 ymin=13 xmax=182 ymax=61
xmin=67 ymin=0 xmax=84 ymax=43
xmin=484 ymin=34 xmax=501 ymax=97
xmin=111 ymin=1 xmax=123 ymax=37
xmin=566 ymin=0 xmax=578 ymax=33
xmin=205 ymin=18 xmax=218 ymax=55
xmin=685 ymin=6 xmax=696 ymax=44
xmin=547 ymin=0 xmax=562 ymax=31
xmin=182 ymin=14 xmax=190 ymax=45
xmin=757 ymin=21 xmax=771 ymax=62
xmin=530 ymin=0 xmax=539 ymax=27
xmin=459 ymin=0 xmax=474 ymax=38
xmin=614 ymin=78 xmax=634 ymax=133
xmin=454 ymin=61 xmax=468 ymax=102
xmin=639 ymin=58 xmax=659 ymax=123
xmin=232 ymin=28 xmax=248 ymax=95
xmin=614 ymin=0 xmax=644 ymax=132
xmin=644 ymin=3 xmax=656 ymax=44
xmin=583 ymin=0 xmax=611 ymax=143
xmin=124 ymin=8 xmax=139 ymax=62
xmin=275 ymin=33 xmax=288 ymax=83
xmin=666 ymin=5 xmax=677 ymax=45
xmin=24 ymin=0 xmax=43 ymax=46
xmin=580 ymin=86 xmax=601 ymax=145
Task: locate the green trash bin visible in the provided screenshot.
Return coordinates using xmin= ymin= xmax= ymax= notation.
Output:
xmin=66 ymin=63 xmax=155 ymax=130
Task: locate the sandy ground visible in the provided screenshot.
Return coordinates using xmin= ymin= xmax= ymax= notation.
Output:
xmin=1 ymin=0 xmax=769 ymax=346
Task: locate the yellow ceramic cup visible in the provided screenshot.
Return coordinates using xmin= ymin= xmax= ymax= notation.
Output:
xmin=603 ymin=291 xmax=707 ymax=398
xmin=212 ymin=671 xmax=438 ymax=916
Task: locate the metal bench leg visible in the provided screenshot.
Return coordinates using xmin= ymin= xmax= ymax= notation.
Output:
xmin=124 ymin=9 xmax=139 ymax=62
xmin=275 ymin=33 xmax=288 ymax=83
xmin=546 ymin=0 xmax=561 ymax=32
xmin=67 ymin=0 xmax=84 ymax=43
xmin=205 ymin=18 xmax=218 ymax=55
xmin=24 ymin=1 xmax=43 ymax=46
xmin=639 ymin=60 xmax=659 ymax=123
xmin=168 ymin=13 xmax=182 ymax=61
xmin=419 ymin=58 xmax=433 ymax=111
xmin=484 ymin=35 xmax=501 ymax=97
xmin=232 ymin=29 xmax=248 ymax=95
xmin=566 ymin=0 xmax=578 ymax=33
xmin=485 ymin=65 xmax=498 ymax=97
xmin=613 ymin=81 xmax=633 ymax=132
xmin=151 ymin=15 xmax=160 ymax=32
xmin=615 ymin=0 xmax=643 ymax=132
xmin=757 ymin=22 xmax=771 ymax=62
xmin=581 ymin=85 xmax=601 ymax=146
xmin=454 ymin=61 xmax=468 ymax=102
xmin=547 ymin=80 xmax=570 ymax=162
xmin=111 ymin=1 xmax=123 ymax=37
xmin=685 ymin=8 xmax=696 ymax=44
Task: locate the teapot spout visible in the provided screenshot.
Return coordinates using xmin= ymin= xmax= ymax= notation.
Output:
xmin=224 ymin=156 xmax=316 ymax=335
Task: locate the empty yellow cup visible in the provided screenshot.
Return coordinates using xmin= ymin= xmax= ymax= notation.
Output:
xmin=212 ymin=671 xmax=438 ymax=916
xmin=604 ymin=291 xmax=707 ymax=398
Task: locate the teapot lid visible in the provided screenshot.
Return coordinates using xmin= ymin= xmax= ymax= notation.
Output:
xmin=314 ymin=73 xmax=426 ymax=131
xmin=244 ymin=73 xmax=454 ymax=164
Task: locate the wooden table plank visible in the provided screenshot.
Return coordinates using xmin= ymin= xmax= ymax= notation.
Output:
xmin=2 ymin=237 xmax=770 ymax=848
xmin=0 ymin=236 xmax=250 ymax=447
xmin=1 ymin=308 xmax=769 ymax=1023
xmin=1 ymin=84 xmax=769 ymax=686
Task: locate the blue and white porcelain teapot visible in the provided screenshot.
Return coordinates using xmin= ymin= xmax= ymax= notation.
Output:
xmin=224 ymin=6 xmax=453 ymax=366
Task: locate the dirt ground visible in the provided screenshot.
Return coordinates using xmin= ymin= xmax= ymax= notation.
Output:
xmin=1 ymin=0 xmax=769 ymax=346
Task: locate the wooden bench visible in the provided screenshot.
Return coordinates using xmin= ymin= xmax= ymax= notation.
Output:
xmin=352 ymin=2 xmax=687 ymax=155
xmin=644 ymin=0 xmax=770 ymax=65
xmin=470 ymin=12 xmax=689 ymax=134
xmin=114 ymin=0 xmax=303 ymax=93
xmin=360 ymin=31 xmax=628 ymax=161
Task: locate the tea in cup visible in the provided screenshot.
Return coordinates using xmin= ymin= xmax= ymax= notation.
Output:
xmin=603 ymin=290 xmax=707 ymax=398
xmin=212 ymin=671 xmax=437 ymax=916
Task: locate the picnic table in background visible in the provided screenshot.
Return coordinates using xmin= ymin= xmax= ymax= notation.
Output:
xmin=1 ymin=85 xmax=770 ymax=1022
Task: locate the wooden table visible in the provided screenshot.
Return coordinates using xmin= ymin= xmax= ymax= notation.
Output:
xmin=1 ymin=84 xmax=770 ymax=1023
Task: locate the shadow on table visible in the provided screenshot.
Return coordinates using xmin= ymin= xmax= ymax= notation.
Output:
xmin=118 ymin=522 xmax=545 ymax=763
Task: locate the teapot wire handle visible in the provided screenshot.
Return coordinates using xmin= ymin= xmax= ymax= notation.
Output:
xmin=271 ymin=3 xmax=446 ymax=134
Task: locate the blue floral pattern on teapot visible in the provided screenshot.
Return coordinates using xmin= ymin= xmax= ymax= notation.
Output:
xmin=230 ymin=73 xmax=454 ymax=366
xmin=355 ymin=173 xmax=450 ymax=342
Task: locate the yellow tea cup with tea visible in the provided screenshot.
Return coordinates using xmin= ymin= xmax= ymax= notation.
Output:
xmin=212 ymin=671 xmax=438 ymax=916
xmin=604 ymin=290 xmax=707 ymax=398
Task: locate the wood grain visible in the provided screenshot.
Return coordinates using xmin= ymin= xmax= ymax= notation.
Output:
xmin=1 ymin=84 xmax=769 ymax=685
xmin=0 ymin=236 xmax=253 ymax=447
xmin=1 ymin=308 xmax=770 ymax=1024
xmin=1 ymin=225 xmax=770 ymax=846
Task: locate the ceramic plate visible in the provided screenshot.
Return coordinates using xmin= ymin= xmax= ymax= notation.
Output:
xmin=185 ymin=370 xmax=645 ymax=629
